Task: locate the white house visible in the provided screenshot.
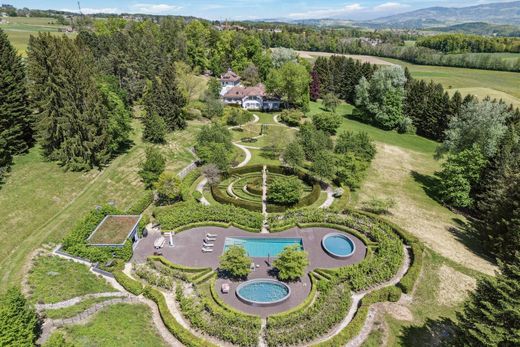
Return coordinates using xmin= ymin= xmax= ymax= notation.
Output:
xmin=220 ymin=69 xmax=280 ymax=111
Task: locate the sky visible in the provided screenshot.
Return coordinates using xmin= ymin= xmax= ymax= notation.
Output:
xmin=6 ymin=0 xmax=510 ymax=20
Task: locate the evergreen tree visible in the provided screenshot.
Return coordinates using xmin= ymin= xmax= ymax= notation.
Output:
xmin=143 ymin=112 xmax=167 ymax=144
xmin=456 ymin=253 xmax=520 ymax=346
xmin=139 ymin=146 xmax=165 ymax=189
xmin=27 ymin=33 xmax=111 ymax=171
xmin=145 ymin=62 xmax=187 ymax=131
xmin=309 ymin=69 xmax=320 ymax=102
xmin=313 ymin=57 xmax=331 ymax=97
xmin=477 ymin=124 xmax=520 ymax=260
xmin=0 ymin=28 xmax=33 ymax=161
xmin=0 ymin=288 xmax=39 ymax=346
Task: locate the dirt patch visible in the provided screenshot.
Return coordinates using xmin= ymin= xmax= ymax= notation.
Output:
xmin=296 ymin=51 xmax=395 ymax=66
xmin=437 ymin=265 xmax=477 ymax=306
xmin=356 ymin=143 xmax=496 ymax=275
xmin=380 ymin=302 xmax=414 ymax=321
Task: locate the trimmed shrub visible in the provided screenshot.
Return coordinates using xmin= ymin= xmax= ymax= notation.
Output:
xmin=143 ymin=287 xmax=217 ymax=347
xmin=113 ymin=270 xmax=143 ymax=296
xmin=154 ymin=202 xmax=263 ymax=232
xmin=180 ymin=169 xmax=202 ymax=202
xmin=279 ymin=110 xmax=304 ymax=127
xmin=267 ymin=176 xmax=304 ymax=206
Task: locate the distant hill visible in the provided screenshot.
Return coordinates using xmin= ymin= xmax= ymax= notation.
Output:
xmin=361 ymin=1 xmax=520 ymax=28
xmin=428 ymin=22 xmax=520 ymax=37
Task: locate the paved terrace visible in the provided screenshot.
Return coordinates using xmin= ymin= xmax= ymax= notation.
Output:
xmin=132 ymin=226 xmax=366 ymax=316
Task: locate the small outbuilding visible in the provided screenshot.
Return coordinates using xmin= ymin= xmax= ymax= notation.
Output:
xmin=86 ymin=215 xmax=142 ymax=247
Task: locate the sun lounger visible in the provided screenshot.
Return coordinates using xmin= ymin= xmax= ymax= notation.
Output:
xmin=206 ymin=236 xmax=217 ymax=241
xmin=204 ymin=238 xmax=216 ymax=244
xmin=207 ymin=233 xmax=217 ymax=238
xmin=154 ymin=236 xmax=165 ymax=249
xmin=221 ymin=283 xmax=230 ymax=294
xmin=203 ymin=241 xmax=214 ymax=247
xmin=201 ymin=247 xmax=213 ymax=253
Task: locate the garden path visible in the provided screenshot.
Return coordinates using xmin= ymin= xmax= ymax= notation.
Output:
xmin=261 ymin=165 xmax=269 ymax=233
xmin=35 ymin=292 xmax=128 ymax=310
xmin=312 ymin=245 xmax=411 ymax=346
xmin=196 ymin=178 xmax=210 ymax=205
xmin=320 ymin=186 xmax=335 ymax=209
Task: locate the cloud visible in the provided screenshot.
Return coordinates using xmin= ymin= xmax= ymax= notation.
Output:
xmin=60 ymin=7 xmax=121 ymax=14
xmin=130 ymin=3 xmax=182 ymax=14
xmin=288 ymin=3 xmax=365 ymax=19
xmin=373 ymin=2 xmax=410 ymax=12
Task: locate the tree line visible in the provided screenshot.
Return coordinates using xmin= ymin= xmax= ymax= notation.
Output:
xmin=416 ymin=33 xmax=520 ymax=54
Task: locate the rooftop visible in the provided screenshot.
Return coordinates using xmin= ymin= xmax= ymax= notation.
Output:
xmin=220 ymin=68 xmax=241 ymax=82
xmin=223 ymin=84 xmax=266 ymax=99
xmin=87 ymin=215 xmax=141 ymax=245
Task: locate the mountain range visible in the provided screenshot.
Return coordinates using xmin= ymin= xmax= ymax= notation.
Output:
xmin=359 ymin=1 xmax=520 ymax=28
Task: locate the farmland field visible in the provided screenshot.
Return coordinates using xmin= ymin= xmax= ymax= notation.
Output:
xmin=0 ymin=16 xmax=72 ymax=54
xmin=382 ymin=57 xmax=520 ymax=102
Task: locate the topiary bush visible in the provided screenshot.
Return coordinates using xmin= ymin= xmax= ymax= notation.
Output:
xmin=280 ymin=109 xmax=304 ymax=127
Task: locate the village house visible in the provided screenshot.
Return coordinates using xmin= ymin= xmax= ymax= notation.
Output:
xmin=220 ymin=69 xmax=280 ymax=111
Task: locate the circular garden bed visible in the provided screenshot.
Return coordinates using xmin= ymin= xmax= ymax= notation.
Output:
xmin=210 ymin=165 xmax=322 ymax=212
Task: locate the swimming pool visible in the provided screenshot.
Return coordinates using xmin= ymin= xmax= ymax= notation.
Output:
xmin=236 ymin=279 xmax=291 ymax=306
xmin=322 ymin=233 xmax=356 ymax=258
xmin=223 ymin=237 xmax=303 ymax=257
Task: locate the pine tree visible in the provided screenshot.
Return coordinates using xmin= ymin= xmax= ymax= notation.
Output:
xmin=456 ymin=252 xmax=520 ymax=346
xmin=145 ymin=62 xmax=187 ymax=131
xmin=309 ymin=69 xmax=320 ymax=102
xmin=0 ymin=288 xmax=39 ymax=346
xmin=313 ymin=57 xmax=331 ymax=97
xmin=0 ymin=28 xmax=33 ymax=160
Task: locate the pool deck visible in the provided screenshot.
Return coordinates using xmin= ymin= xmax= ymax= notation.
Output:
xmin=132 ymin=226 xmax=367 ymax=316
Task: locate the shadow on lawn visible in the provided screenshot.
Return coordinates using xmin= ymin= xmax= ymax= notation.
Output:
xmin=410 ymin=170 xmax=443 ymax=203
xmin=399 ymin=317 xmax=458 ymax=347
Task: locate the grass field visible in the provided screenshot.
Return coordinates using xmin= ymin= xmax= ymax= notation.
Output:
xmin=0 ymin=117 xmax=201 ymax=291
xmin=45 ymin=296 xmax=116 ymax=319
xmin=307 ymin=100 xmax=496 ymax=274
xmin=0 ymin=16 xmax=72 ymax=54
xmin=28 ymin=255 xmax=115 ymax=304
xmin=52 ymin=303 xmax=168 ymax=346
xmin=383 ymin=57 xmax=520 ymax=101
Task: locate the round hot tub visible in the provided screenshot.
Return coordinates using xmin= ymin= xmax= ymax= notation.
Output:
xmin=236 ymin=279 xmax=291 ymax=306
xmin=322 ymin=233 xmax=356 ymax=258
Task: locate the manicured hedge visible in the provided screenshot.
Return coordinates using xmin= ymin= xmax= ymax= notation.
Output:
xmin=154 ymin=202 xmax=263 ymax=232
xmin=266 ymin=278 xmax=352 ymax=346
xmin=144 ymin=287 xmax=217 ymax=347
xmin=311 ymin=286 xmax=402 ymax=347
xmin=398 ymin=242 xmax=423 ymax=294
xmin=176 ymin=283 xmax=261 ymax=347
xmin=126 ymin=190 xmax=154 ymax=214
xmin=211 ymin=185 xmax=263 ymax=212
xmin=149 ymin=256 xmax=211 ymax=274
xmin=180 ymin=169 xmax=202 ymax=202
xmin=113 ymin=270 xmax=143 ymax=296
xmin=269 ymin=273 xmax=317 ymax=320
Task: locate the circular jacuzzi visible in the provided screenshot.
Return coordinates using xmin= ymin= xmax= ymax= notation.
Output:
xmin=322 ymin=233 xmax=356 ymax=258
xmin=236 ymin=279 xmax=291 ymax=306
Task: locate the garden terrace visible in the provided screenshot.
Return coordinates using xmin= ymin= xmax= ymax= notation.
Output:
xmin=87 ymin=215 xmax=142 ymax=246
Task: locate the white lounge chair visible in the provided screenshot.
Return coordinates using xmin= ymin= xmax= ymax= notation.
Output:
xmin=202 ymin=247 xmax=213 ymax=253
xmin=204 ymin=238 xmax=216 ymax=244
xmin=203 ymin=241 xmax=214 ymax=247
xmin=207 ymin=233 xmax=217 ymax=238
xmin=206 ymin=236 xmax=217 ymax=241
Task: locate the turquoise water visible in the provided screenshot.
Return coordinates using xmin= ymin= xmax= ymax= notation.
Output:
xmin=237 ymin=281 xmax=289 ymax=303
xmin=323 ymin=234 xmax=355 ymax=257
xmin=224 ymin=237 xmax=303 ymax=257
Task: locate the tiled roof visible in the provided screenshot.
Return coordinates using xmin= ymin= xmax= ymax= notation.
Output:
xmin=220 ymin=69 xmax=240 ymax=82
xmin=223 ymin=84 xmax=266 ymax=99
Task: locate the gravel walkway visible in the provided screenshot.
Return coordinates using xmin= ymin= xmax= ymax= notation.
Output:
xmin=196 ymin=178 xmax=210 ymax=206
xmin=320 ymin=186 xmax=335 ymax=209
xmin=35 ymin=292 xmax=128 ymax=310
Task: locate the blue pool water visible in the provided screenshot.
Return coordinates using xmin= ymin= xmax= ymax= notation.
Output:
xmin=236 ymin=280 xmax=290 ymax=304
xmin=223 ymin=237 xmax=303 ymax=257
xmin=322 ymin=234 xmax=355 ymax=257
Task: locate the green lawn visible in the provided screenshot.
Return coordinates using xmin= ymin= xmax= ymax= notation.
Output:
xmin=52 ymin=303 xmax=168 ymax=347
xmin=307 ymin=101 xmax=438 ymax=154
xmin=0 ymin=118 xmax=199 ymax=291
xmin=383 ymin=57 xmax=520 ymax=100
xmin=28 ymin=255 xmax=115 ymax=304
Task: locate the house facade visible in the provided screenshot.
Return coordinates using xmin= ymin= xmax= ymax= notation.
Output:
xmin=220 ymin=69 xmax=280 ymax=111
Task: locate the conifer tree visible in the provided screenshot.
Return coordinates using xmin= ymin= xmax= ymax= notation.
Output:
xmin=456 ymin=252 xmax=520 ymax=346
xmin=143 ymin=111 xmax=167 ymax=144
xmin=313 ymin=57 xmax=331 ymax=97
xmin=0 ymin=28 xmax=33 ymax=165
xmin=0 ymin=288 xmax=39 ymax=346
xmin=309 ymin=69 xmax=320 ymax=102
xmin=145 ymin=62 xmax=187 ymax=131
xmin=27 ymin=33 xmax=111 ymax=170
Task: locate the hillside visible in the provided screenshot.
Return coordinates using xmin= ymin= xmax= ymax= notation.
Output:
xmin=362 ymin=1 xmax=520 ymax=28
